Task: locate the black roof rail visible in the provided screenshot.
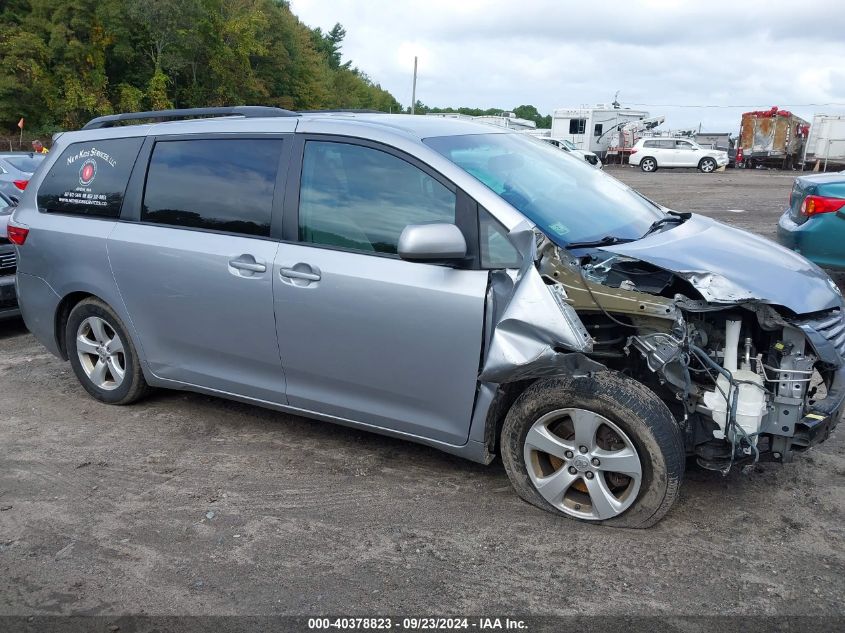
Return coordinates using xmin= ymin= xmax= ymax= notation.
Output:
xmin=82 ymin=106 xmax=299 ymax=130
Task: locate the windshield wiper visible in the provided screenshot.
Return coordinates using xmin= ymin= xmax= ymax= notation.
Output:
xmin=564 ymin=235 xmax=637 ymax=250
xmin=564 ymin=212 xmax=692 ymax=250
xmin=641 ymin=212 xmax=691 ymax=239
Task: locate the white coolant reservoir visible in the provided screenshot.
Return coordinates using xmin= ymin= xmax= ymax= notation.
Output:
xmin=702 ymin=320 xmax=767 ymax=442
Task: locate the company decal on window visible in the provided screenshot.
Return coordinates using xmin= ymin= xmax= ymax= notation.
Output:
xmin=58 ymin=147 xmax=118 ymax=208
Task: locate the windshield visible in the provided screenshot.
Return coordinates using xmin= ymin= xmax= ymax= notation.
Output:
xmin=424 ymin=133 xmax=663 ymax=246
xmin=4 ymin=154 xmax=45 ymax=173
xmin=561 ymin=139 xmax=577 ymax=151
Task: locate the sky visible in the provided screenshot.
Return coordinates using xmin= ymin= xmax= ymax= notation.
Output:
xmin=289 ymin=0 xmax=845 ymax=134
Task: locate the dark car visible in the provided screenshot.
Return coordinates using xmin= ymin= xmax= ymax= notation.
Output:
xmin=0 ymin=190 xmax=20 ymax=320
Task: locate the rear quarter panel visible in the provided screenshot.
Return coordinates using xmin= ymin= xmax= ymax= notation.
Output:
xmin=12 ymin=139 xmax=144 ymax=361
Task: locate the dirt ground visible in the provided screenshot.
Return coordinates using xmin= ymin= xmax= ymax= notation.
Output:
xmin=0 ymin=167 xmax=843 ymax=619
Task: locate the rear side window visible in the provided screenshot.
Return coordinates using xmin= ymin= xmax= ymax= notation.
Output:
xmin=298 ymin=141 xmax=456 ymax=255
xmin=142 ymin=139 xmax=282 ymax=237
xmin=38 ymin=138 xmax=143 ymax=218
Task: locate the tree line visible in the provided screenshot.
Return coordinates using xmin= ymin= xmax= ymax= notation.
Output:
xmin=0 ymin=0 xmax=553 ymax=138
xmin=0 ymin=0 xmax=402 ymax=135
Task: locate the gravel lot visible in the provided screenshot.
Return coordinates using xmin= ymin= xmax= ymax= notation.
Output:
xmin=0 ymin=167 xmax=843 ymax=619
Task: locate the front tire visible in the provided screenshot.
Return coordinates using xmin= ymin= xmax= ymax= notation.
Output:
xmin=639 ymin=157 xmax=657 ymax=172
xmin=500 ymin=372 xmax=685 ymax=528
xmin=699 ymin=157 xmax=717 ymax=173
xmin=66 ymin=298 xmax=149 ymax=405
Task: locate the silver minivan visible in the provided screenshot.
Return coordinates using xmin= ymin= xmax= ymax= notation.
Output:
xmin=10 ymin=107 xmax=844 ymax=527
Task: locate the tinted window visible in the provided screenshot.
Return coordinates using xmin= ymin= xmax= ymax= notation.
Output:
xmin=675 ymin=141 xmax=693 ymax=149
xmin=142 ymin=139 xmax=281 ymax=237
xmin=299 ymin=141 xmax=456 ymax=255
xmin=643 ymin=140 xmax=658 ymax=148
xmin=5 ymin=155 xmax=45 ymax=172
xmin=593 ymin=123 xmax=603 ymax=137
xmin=38 ymin=138 xmax=143 ymax=218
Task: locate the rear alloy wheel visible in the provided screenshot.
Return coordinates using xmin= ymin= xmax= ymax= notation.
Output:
xmin=500 ymin=372 xmax=685 ymax=528
xmin=76 ymin=316 xmax=126 ymax=391
xmin=66 ymin=298 xmax=149 ymax=405
xmin=699 ymin=157 xmax=717 ymax=173
xmin=640 ymin=157 xmax=657 ymax=172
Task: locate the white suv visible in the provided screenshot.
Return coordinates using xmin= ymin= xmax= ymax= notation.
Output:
xmin=629 ymin=138 xmax=728 ymax=173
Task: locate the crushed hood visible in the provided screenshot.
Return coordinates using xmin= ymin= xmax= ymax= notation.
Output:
xmin=603 ymin=214 xmax=842 ymax=314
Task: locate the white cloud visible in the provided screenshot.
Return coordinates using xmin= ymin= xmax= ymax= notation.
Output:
xmin=290 ymin=0 xmax=845 ymax=132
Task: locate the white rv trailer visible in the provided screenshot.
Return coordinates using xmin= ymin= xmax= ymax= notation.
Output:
xmin=550 ymin=105 xmax=649 ymax=158
xmin=804 ymin=114 xmax=845 ymax=170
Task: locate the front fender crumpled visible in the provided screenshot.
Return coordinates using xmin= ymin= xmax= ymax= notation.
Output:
xmin=479 ymin=223 xmax=597 ymax=383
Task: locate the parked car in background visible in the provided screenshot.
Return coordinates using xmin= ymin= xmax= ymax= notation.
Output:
xmin=629 ymin=138 xmax=729 ymax=173
xmin=0 ymin=152 xmax=47 ymax=204
xmin=777 ymin=173 xmax=845 ymax=270
xmin=9 ymin=107 xmax=845 ymax=528
xmin=695 ymin=137 xmax=741 ymax=169
xmin=540 ymin=137 xmax=602 ymax=168
xmin=0 ymin=190 xmax=20 ymax=320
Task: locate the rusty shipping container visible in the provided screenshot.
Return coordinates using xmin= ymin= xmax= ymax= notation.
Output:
xmin=740 ymin=107 xmax=809 ymax=168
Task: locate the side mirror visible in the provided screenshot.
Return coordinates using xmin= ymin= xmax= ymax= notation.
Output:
xmin=398 ymin=223 xmax=467 ymax=263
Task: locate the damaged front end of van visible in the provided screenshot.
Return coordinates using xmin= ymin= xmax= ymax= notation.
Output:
xmin=482 ymin=215 xmax=845 ymax=474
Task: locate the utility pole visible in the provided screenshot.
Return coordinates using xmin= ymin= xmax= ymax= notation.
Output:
xmin=411 ymin=56 xmax=418 ymax=115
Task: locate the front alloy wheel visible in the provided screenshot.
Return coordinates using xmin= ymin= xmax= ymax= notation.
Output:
xmin=699 ymin=157 xmax=717 ymax=173
xmin=523 ymin=408 xmax=642 ymax=520
xmin=500 ymin=372 xmax=685 ymax=528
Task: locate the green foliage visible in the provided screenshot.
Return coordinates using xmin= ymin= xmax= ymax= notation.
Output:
xmin=146 ymin=69 xmax=172 ymax=110
xmin=0 ymin=0 xmax=402 ymax=133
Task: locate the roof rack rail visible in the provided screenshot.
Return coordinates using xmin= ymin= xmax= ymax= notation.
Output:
xmin=82 ymin=106 xmax=299 ymax=130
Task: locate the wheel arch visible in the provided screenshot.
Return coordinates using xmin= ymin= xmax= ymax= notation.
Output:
xmin=483 ymin=380 xmax=535 ymax=459
xmin=55 ymin=291 xmax=96 ymax=360
xmin=54 ymin=291 xmax=144 ymax=365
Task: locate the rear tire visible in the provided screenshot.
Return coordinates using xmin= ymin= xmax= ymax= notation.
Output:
xmin=500 ymin=372 xmax=685 ymax=528
xmin=699 ymin=157 xmax=717 ymax=173
xmin=66 ymin=298 xmax=149 ymax=405
xmin=640 ymin=157 xmax=657 ymax=172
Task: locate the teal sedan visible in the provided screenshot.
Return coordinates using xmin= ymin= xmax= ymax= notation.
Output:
xmin=778 ymin=173 xmax=845 ymax=270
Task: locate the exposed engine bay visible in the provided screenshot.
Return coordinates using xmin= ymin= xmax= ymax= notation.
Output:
xmin=520 ymin=232 xmax=845 ymax=473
